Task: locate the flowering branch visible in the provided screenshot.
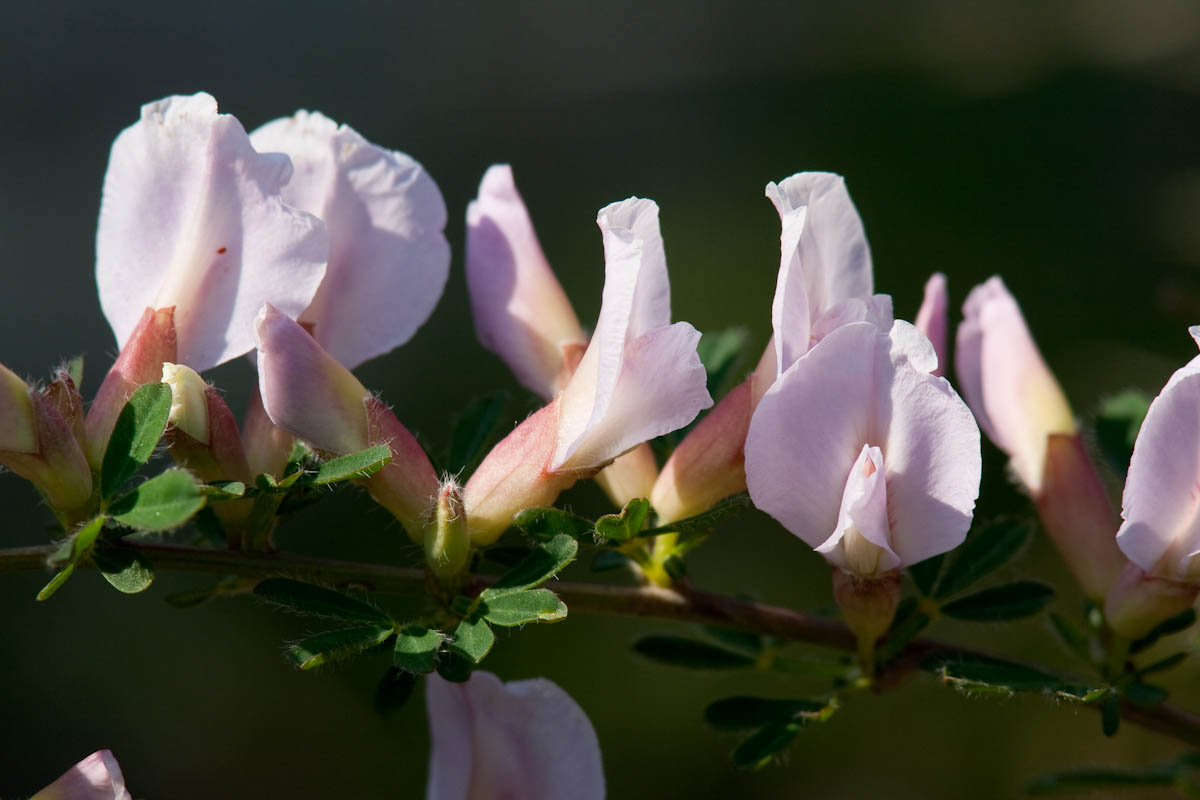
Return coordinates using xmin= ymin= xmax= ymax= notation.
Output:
xmin=2 ymin=540 xmax=1198 ymax=749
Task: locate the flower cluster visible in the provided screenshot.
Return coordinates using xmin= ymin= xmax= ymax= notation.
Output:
xmin=6 ymin=92 xmax=1200 ymax=797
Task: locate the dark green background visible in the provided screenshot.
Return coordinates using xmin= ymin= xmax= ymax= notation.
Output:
xmin=4 ymin=2 xmax=1200 ymax=797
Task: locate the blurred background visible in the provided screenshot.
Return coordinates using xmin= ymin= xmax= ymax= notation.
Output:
xmin=4 ymin=1 xmax=1200 ymax=796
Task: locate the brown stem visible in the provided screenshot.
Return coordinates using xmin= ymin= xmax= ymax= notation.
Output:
xmin=4 ymin=542 xmax=1200 ymax=748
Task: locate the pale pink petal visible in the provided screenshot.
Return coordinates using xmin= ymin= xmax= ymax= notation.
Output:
xmin=552 ymin=199 xmax=709 ymax=470
xmin=553 ymin=322 xmax=710 ymax=471
xmin=766 ymin=172 xmax=873 ymax=374
xmin=465 ymin=165 xmax=586 ymax=398
xmin=254 ymin=303 xmax=370 ymax=455
xmin=815 ymin=444 xmax=901 ymax=577
xmin=809 ymin=294 xmax=894 ymax=347
xmin=426 ymin=672 xmax=605 ymax=800
xmin=956 ymin=277 xmax=1075 ymax=493
xmin=97 ymin=93 xmax=328 ymax=372
xmin=914 ymin=273 xmax=948 ymax=376
xmin=1117 ymin=345 xmax=1200 ymax=580
xmin=31 ymin=750 xmax=131 ymax=800
xmin=250 ymin=111 xmax=449 ymax=369
xmin=747 ymin=321 xmax=979 ymax=569
xmin=883 ymin=323 xmax=981 ymax=566
xmin=747 ymin=323 xmax=888 ymax=553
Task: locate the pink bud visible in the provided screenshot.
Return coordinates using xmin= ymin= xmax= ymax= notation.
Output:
xmin=255 ymin=303 xmax=370 ymax=455
xmin=914 ymin=272 xmax=948 ymax=377
xmin=363 ymin=395 xmax=440 ymax=542
xmin=242 ymin=385 xmax=295 ymax=479
xmin=956 ymin=277 xmax=1075 ymax=493
xmin=1036 ymin=433 xmax=1126 ymax=602
xmin=85 ymin=306 xmax=178 ymax=469
xmin=464 ymin=400 xmax=579 ymax=546
xmin=1104 ymin=562 xmax=1199 ymax=640
xmin=651 ymin=380 xmax=752 ymax=524
xmin=30 ymin=750 xmax=130 ymax=800
xmin=466 ymin=165 xmax=587 ymax=398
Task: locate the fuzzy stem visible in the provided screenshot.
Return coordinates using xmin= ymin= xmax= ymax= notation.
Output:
xmin=3 ymin=542 xmax=1200 ymax=748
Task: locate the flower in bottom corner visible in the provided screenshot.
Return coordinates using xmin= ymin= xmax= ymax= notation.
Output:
xmin=31 ymin=750 xmax=131 ymax=800
xmin=425 ymin=671 xmax=605 ymax=800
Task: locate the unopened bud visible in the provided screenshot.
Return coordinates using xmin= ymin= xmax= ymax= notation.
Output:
xmin=162 ymin=362 xmax=210 ymax=443
xmin=831 ymin=567 xmax=901 ymax=673
xmin=362 ymin=396 xmax=441 ymax=542
xmin=1104 ymin=562 xmax=1199 ymax=640
xmin=426 ymin=481 xmax=471 ymax=580
xmin=0 ymin=362 xmax=37 ymax=454
xmin=594 ymin=443 xmax=658 ymax=508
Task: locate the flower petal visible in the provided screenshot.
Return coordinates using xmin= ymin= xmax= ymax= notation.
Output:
xmin=254 ymin=303 xmax=369 ymax=455
xmin=956 ymin=276 xmax=1075 ymax=493
xmin=97 ymin=93 xmax=328 ymax=372
xmin=914 ymin=272 xmax=948 ymax=377
xmin=465 ymin=165 xmax=586 ymax=397
xmin=31 ymin=750 xmax=131 ymax=800
xmin=766 ymin=172 xmax=873 ymax=374
xmin=552 ymin=198 xmax=708 ymax=470
xmin=815 ymin=444 xmax=901 ymax=577
xmin=425 ymin=672 xmax=604 ymax=800
xmin=250 ymin=111 xmax=449 ymax=369
xmin=1117 ymin=344 xmax=1200 ymax=580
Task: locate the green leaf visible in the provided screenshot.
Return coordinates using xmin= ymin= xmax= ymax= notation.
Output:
xmin=594 ymin=498 xmax=651 ymax=543
xmin=304 ymin=444 xmax=392 ymax=486
xmin=907 ymin=553 xmax=945 ymax=597
xmin=1028 ymin=763 xmax=1178 ymax=795
xmin=933 ymin=518 xmax=1032 ymax=600
xmin=698 ymin=327 xmax=750 ymax=397
xmin=705 ymin=696 xmax=836 ymax=730
xmin=1138 ymin=651 xmax=1188 ymax=678
xmin=1102 ymin=694 xmax=1121 ymax=737
xmin=639 ymin=494 xmax=751 ymax=539
xmin=1130 ymin=607 xmax=1196 ymax=654
xmin=730 ymin=720 xmax=804 ymax=771
xmin=109 ymin=469 xmax=206 ymax=532
xmin=512 ymin=507 xmax=594 ymax=542
xmin=36 ymin=563 xmax=76 ymax=602
xmin=92 ymin=547 xmax=155 ymax=594
xmin=1095 ymin=389 xmax=1151 ymax=479
xmin=940 ymin=581 xmax=1054 ymax=621
xmin=1123 ymin=682 xmax=1168 ymax=708
xmin=287 ymin=625 xmax=394 ymax=670
xmin=203 ymin=481 xmax=246 ymax=499
xmin=482 ymin=589 xmax=568 ymax=626
xmin=448 ymin=617 xmax=494 ymax=664
xmin=48 ymin=516 xmax=107 ymax=567
xmin=393 ymin=626 xmax=446 ymax=673
xmin=482 ymin=534 xmax=578 ymax=597
xmin=65 ymin=355 xmax=84 ymax=388
xmin=633 ymin=636 xmax=756 ymax=670
xmin=702 ymin=626 xmax=763 ymax=654
xmin=876 ymin=597 xmax=931 ymax=664
xmin=100 ymin=382 xmax=173 ymax=499
xmin=590 ymin=550 xmax=629 ymax=573
xmin=446 ymin=392 xmax=509 ymax=476
xmin=435 ymin=650 xmax=475 ymax=683
xmin=373 ymin=667 xmax=417 ymax=715
xmin=1049 ymin=613 xmax=1092 ymax=663
xmin=923 ymin=653 xmax=1098 ymax=699
xmin=254 ymin=578 xmax=393 ymax=625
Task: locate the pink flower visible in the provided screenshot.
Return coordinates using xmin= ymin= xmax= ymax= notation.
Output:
xmin=425 ymin=672 xmax=604 ymax=800
xmin=31 ymin=750 xmax=130 ymax=800
xmin=746 ymin=321 xmax=981 ymax=578
xmin=463 ymin=197 xmax=711 ymax=543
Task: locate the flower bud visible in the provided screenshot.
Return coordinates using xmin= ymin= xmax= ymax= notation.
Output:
xmin=914 ymin=272 xmax=948 ymax=377
xmin=831 ymin=566 xmax=902 ymax=670
xmin=31 ymin=749 xmax=131 ymax=800
xmin=651 ymin=380 xmax=752 ymax=524
xmin=464 ymin=400 xmax=580 ymax=546
xmin=1104 ymin=562 xmax=1199 ymax=640
xmin=0 ymin=361 xmax=37 ymax=454
xmin=362 ymin=395 xmax=440 ymax=542
xmin=426 ymin=480 xmax=471 ymax=580
xmin=242 ymin=385 xmax=295 ymax=479
xmin=161 ymin=362 xmax=252 ymax=483
xmin=85 ymin=306 xmax=177 ymax=469
xmin=593 ymin=443 xmax=659 ymax=508
xmin=45 ymin=363 xmax=86 ymax=450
